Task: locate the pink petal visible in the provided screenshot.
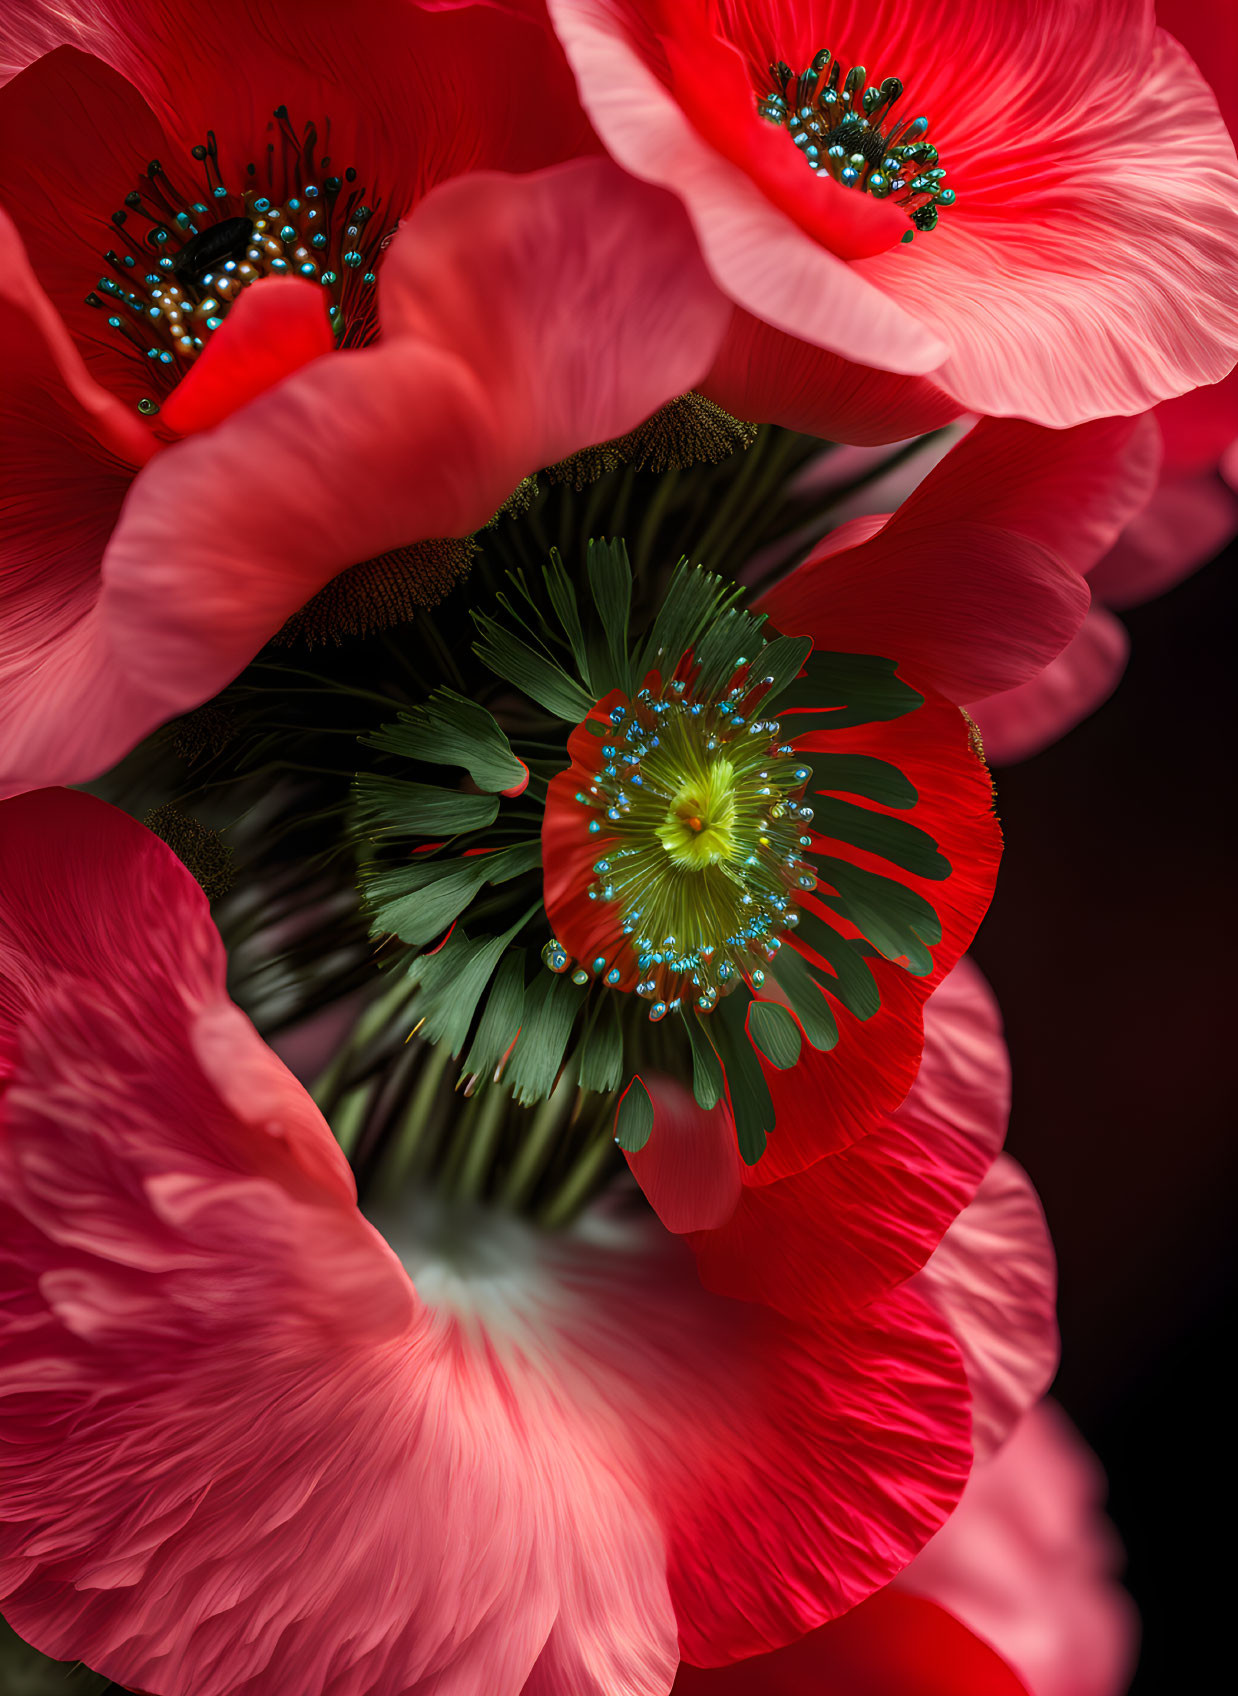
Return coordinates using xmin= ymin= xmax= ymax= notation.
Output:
xmin=759 ymin=413 xmax=1160 ymax=703
xmin=160 ymin=277 xmax=336 ymax=436
xmin=0 ymin=789 xmax=973 ymax=1692
xmin=701 ymin=308 xmax=963 ymax=445
xmin=0 ymin=158 xmax=727 ymax=793
xmin=898 ymin=1402 xmax=1139 ymax=1696
xmin=1087 ymin=471 xmax=1238 ymax=609
xmin=851 ymin=11 xmax=1238 ymax=424
xmin=0 ymin=218 xmax=159 ymax=801
xmin=914 ymin=1157 xmax=1059 ymax=1460
xmin=966 ymin=607 xmax=1130 ymax=766
xmin=684 ymin=959 xmax=1010 ymax=1315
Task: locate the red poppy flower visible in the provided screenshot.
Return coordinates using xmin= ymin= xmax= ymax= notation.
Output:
xmin=540 ymin=408 xmax=1152 ymax=1188
xmin=0 ymin=3 xmax=730 ymax=795
xmin=542 ymin=0 xmax=1238 ymax=433
xmin=0 ymin=786 xmax=1060 ymax=1695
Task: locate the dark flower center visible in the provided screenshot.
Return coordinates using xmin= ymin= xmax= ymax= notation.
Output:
xmin=83 ymin=108 xmax=389 ymax=414
xmin=757 ymin=49 xmax=955 ymax=242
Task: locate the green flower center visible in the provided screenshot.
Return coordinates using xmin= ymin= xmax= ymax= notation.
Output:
xmin=657 ymin=762 xmax=738 ymax=868
xmin=572 ymin=671 xmax=816 ymax=1017
xmin=83 ymin=108 xmax=388 ymax=414
xmin=757 ymin=48 xmax=955 ymax=242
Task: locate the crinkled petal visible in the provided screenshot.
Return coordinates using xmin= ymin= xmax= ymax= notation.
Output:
xmin=914 ymin=1156 xmax=1059 ymax=1460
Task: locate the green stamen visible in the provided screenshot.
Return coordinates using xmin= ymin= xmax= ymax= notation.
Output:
xmin=757 ymin=48 xmax=955 ymax=242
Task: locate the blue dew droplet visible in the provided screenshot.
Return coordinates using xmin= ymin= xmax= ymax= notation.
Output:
xmin=649 ymin=1002 xmax=669 ymax=1023
xmin=606 ymin=968 xmax=622 ymax=986
xmin=541 ymin=940 xmax=570 ymax=974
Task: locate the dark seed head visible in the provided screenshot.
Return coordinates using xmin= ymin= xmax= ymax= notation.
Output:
xmin=170 ymin=216 xmax=254 ymax=279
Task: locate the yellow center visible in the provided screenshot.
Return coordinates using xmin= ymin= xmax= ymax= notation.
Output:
xmin=656 ymin=761 xmax=738 ymax=869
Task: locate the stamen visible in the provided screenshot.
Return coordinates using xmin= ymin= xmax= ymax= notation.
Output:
xmin=82 ymin=108 xmax=390 ymax=410
xmin=758 ymin=48 xmax=955 ymax=242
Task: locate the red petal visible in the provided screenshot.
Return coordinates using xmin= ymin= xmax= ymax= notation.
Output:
xmin=161 ymin=278 xmax=335 ymax=436
xmin=673 ymin=1589 xmax=1029 ymax=1695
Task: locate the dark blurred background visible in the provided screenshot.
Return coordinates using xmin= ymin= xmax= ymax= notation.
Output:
xmin=972 ymin=542 xmax=1235 ymax=1694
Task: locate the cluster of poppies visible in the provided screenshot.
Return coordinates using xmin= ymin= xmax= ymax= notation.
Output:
xmin=0 ymin=2 xmax=1233 ymax=1693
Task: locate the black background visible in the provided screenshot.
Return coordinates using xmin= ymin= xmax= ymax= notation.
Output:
xmin=971 ymin=542 xmax=1235 ymax=1692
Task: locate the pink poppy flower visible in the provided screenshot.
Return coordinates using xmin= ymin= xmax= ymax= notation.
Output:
xmin=0 ymin=2 xmax=731 ymax=797
xmin=671 ymin=1400 xmax=1134 ymax=1696
xmin=0 ymin=786 xmax=1057 ymax=1696
xmin=542 ymin=0 xmax=1238 ymax=434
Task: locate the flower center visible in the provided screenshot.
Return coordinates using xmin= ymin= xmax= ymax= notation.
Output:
xmin=564 ymin=670 xmax=815 ymax=1017
xmin=757 ymin=49 xmax=954 ymax=242
xmin=83 ymin=108 xmax=389 ymax=413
